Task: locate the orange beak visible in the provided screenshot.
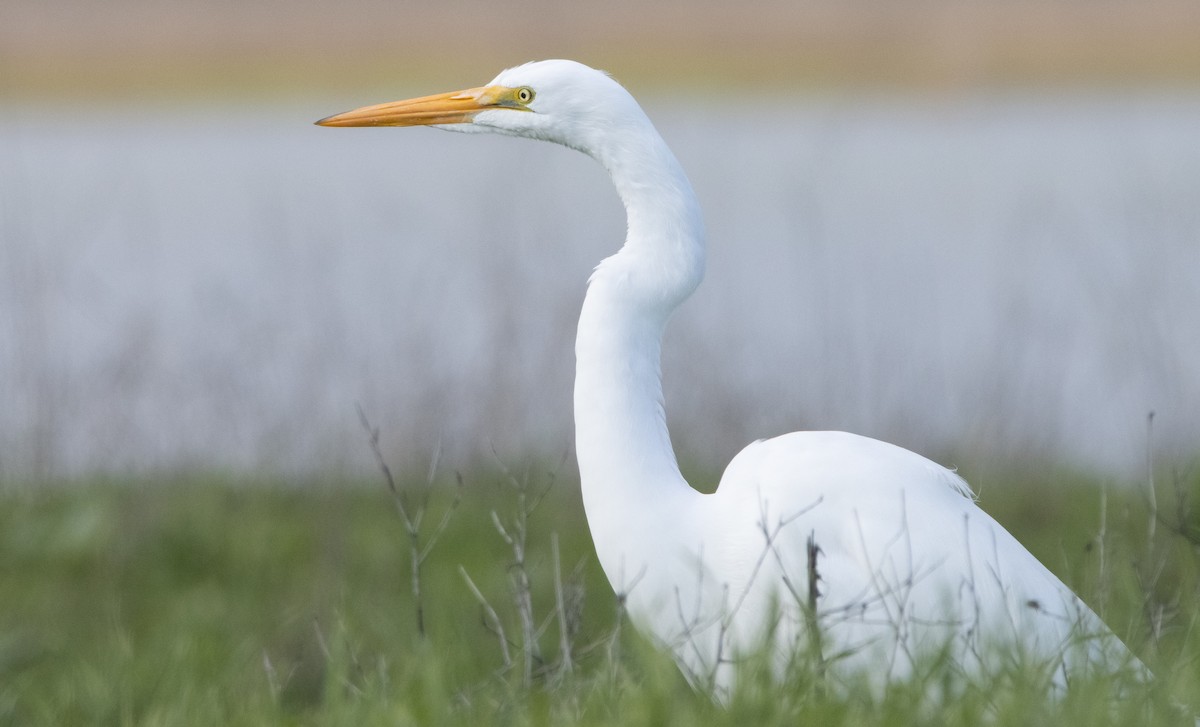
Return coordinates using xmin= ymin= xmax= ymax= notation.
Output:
xmin=316 ymin=85 xmax=520 ymax=128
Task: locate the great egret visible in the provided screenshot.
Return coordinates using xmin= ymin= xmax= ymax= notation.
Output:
xmin=318 ymin=60 xmax=1138 ymax=691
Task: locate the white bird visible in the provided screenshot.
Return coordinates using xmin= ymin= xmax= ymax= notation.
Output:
xmin=318 ymin=60 xmax=1139 ymax=693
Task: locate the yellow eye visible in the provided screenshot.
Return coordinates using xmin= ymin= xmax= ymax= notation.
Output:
xmin=516 ymin=87 xmax=535 ymax=104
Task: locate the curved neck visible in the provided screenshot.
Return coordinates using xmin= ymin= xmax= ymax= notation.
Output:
xmin=573 ymin=121 xmax=706 ymax=565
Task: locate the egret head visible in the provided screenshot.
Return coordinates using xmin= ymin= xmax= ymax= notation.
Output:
xmin=316 ymin=60 xmax=645 ymax=156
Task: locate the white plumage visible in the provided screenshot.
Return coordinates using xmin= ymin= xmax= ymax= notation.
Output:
xmin=318 ymin=59 xmax=1139 ymax=692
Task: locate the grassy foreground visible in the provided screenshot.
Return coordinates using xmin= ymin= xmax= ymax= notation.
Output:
xmin=0 ymin=463 xmax=1197 ymax=725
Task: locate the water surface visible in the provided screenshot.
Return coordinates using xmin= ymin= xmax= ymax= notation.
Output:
xmin=1 ymin=92 xmax=1197 ymax=479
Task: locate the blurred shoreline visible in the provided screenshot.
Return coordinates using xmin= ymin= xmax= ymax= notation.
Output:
xmin=4 ymin=0 xmax=1200 ymax=99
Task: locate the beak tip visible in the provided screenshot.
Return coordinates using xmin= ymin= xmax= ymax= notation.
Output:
xmin=314 ymin=87 xmax=491 ymax=129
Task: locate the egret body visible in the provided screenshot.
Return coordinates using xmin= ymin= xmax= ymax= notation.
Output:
xmin=318 ymin=60 xmax=1137 ymax=690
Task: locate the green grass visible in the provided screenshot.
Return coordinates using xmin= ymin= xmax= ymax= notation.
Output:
xmin=0 ymin=463 xmax=1197 ymax=725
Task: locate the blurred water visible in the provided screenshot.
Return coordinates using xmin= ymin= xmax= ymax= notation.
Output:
xmin=1 ymin=92 xmax=1197 ymax=481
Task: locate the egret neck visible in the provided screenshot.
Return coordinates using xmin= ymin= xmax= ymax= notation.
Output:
xmin=572 ymin=116 xmax=707 ymax=579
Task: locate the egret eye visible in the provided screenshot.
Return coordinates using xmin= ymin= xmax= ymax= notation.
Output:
xmin=516 ymin=87 xmax=535 ymax=104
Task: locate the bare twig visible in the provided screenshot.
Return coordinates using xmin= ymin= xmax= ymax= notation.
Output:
xmin=491 ymin=503 xmax=539 ymax=687
xmin=1145 ymin=411 xmax=1158 ymax=553
xmin=552 ymin=533 xmax=575 ymax=679
xmin=482 ymin=450 xmax=574 ymax=687
xmin=1093 ymin=486 xmax=1109 ymax=613
xmin=313 ymin=618 xmax=332 ymax=662
xmin=805 ymin=531 xmax=827 ymax=686
xmin=312 ymin=618 xmax=365 ymax=697
xmin=357 ymin=406 xmax=461 ymax=638
xmin=456 ymin=449 xmax=584 ymax=686
xmin=357 ymin=405 xmax=401 ymax=506
xmin=595 ymin=568 xmax=644 ymax=683
xmin=1153 ymin=465 xmax=1200 ymax=548
xmin=262 ymin=650 xmax=282 ymax=701
xmin=460 ymin=566 xmax=513 ymax=670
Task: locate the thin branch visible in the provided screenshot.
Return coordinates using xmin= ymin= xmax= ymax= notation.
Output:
xmin=486 ymin=455 xmax=543 ymax=688
xmin=1093 ymin=486 xmax=1109 ymax=613
xmin=460 ymin=566 xmax=513 ymax=670
xmin=312 ymin=619 xmax=365 ymax=697
xmin=1145 ymin=410 xmax=1158 ymax=552
xmin=357 ymin=405 xmax=406 ymax=519
xmin=805 ymin=531 xmax=827 ymax=687
xmin=419 ymin=472 xmax=463 ymax=563
xmin=357 ymin=406 xmax=459 ymax=639
xmin=552 ymin=533 xmax=575 ymax=679
xmin=262 ymin=650 xmax=282 ymax=701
